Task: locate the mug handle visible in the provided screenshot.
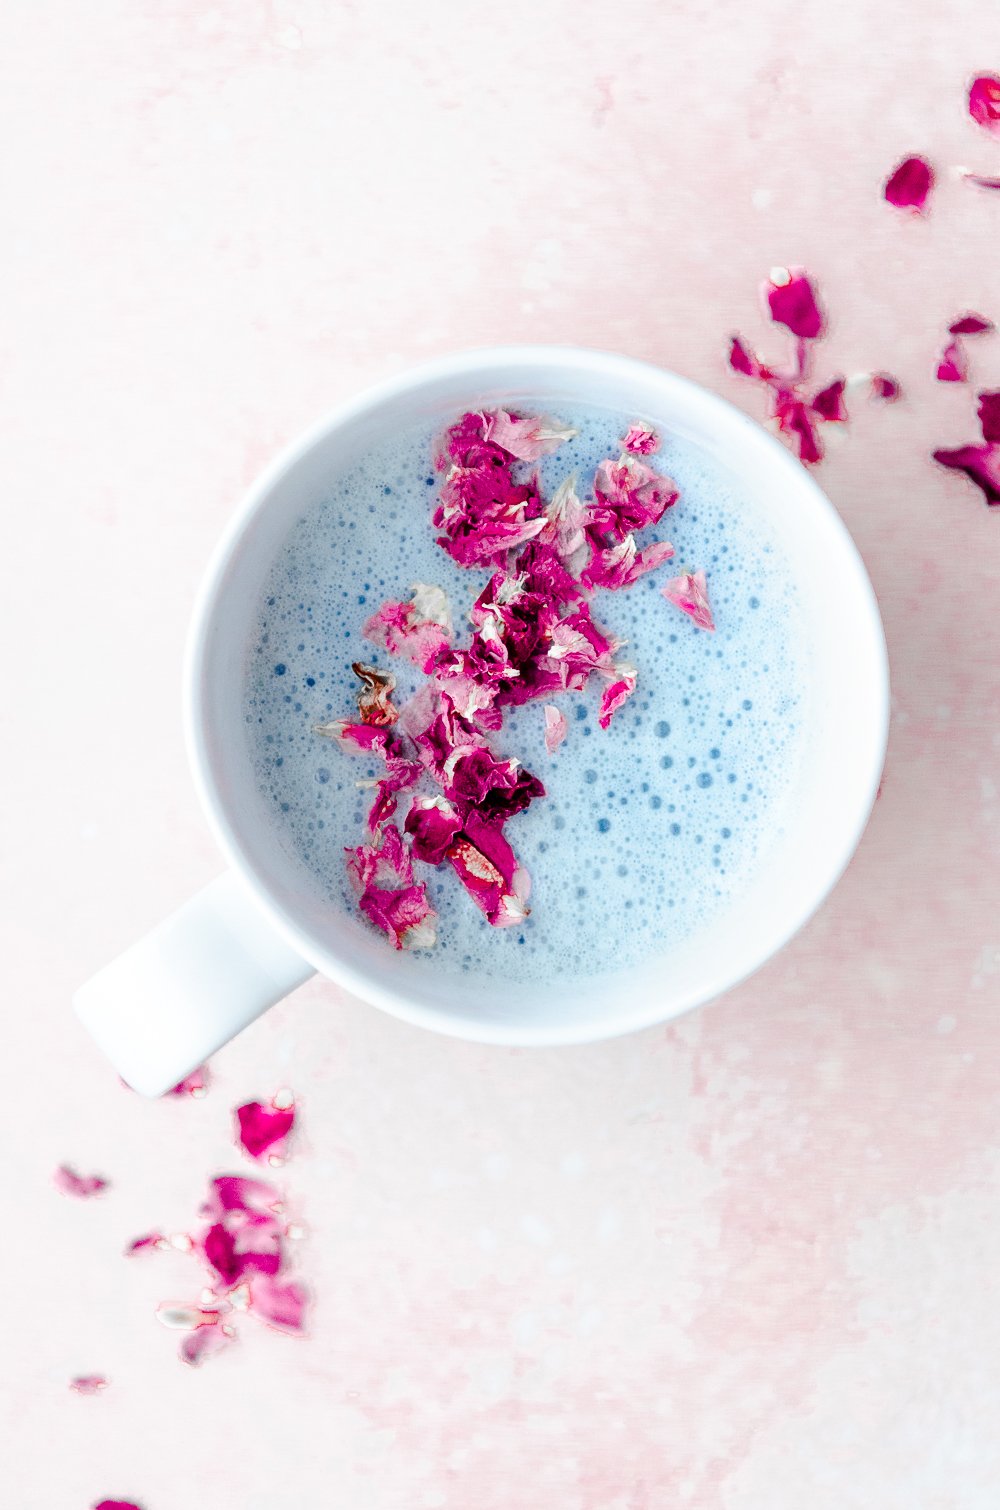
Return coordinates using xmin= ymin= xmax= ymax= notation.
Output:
xmin=74 ymin=872 xmax=315 ymax=1097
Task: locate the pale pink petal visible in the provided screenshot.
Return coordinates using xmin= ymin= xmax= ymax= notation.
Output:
xmin=54 ymin=1165 xmax=108 ymax=1199
xmin=883 ymin=155 xmax=934 ymax=212
xmin=235 ymin=1099 xmax=296 ymax=1160
xmin=180 ymin=1321 xmax=233 ymax=1367
xmin=969 ymin=74 xmax=1000 ymax=133
xmin=247 ymin=1275 xmax=308 ymax=1333
xmin=662 ymin=570 xmax=716 ymax=632
xmin=124 ymin=1231 xmax=167 ymax=1255
xmin=480 ymin=409 xmax=577 ymax=461
xmin=70 ymin=1374 xmax=109 ymax=1394
xmin=621 ymin=422 xmax=659 ymax=454
xmin=543 ymin=705 xmax=568 ymax=754
xmin=962 ymin=172 xmax=1000 ymax=191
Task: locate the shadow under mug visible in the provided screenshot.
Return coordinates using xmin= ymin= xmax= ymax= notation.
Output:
xmin=75 ymin=346 xmax=889 ymax=1095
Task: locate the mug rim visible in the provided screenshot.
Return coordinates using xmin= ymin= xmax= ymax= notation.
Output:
xmin=184 ymin=344 xmax=890 ymax=1045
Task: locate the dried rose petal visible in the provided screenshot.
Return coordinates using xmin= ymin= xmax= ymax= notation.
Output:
xmin=543 ymin=475 xmax=588 ymax=564
xmin=70 ymin=1374 xmax=109 ymax=1394
xmin=978 ymin=390 xmax=1000 ymax=441
xmin=936 ymin=340 xmax=968 ymax=383
xmin=662 ymin=570 xmax=715 ymax=632
xmin=765 ymin=268 xmax=824 ymax=339
xmin=167 ymin=1066 xmax=210 ymax=1098
xmin=598 ymin=664 xmax=637 ymax=730
xmin=581 ymin=534 xmax=675 ymax=591
xmin=247 ymin=1275 xmax=308 ymax=1333
xmin=870 ymin=373 xmax=901 ymax=402
xmin=480 ymin=409 xmax=577 ymax=461
xmin=124 ymin=1232 xmax=166 ymax=1255
xmin=405 ymin=795 xmax=463 ymax=864
xmin=54 ymin=1165 xmax=108 ymax=1199
xmin=206 ymin=1174 xmax=283 ymax=1217
xmin=771 ymin=390 xmax=824 ymax=464
xmin=313 ymin=719 xmax=394 ymax=756
xmin=883 ymin=155 xmax=934 ymax=212
xmin=347 ymin=825 xmax=438 ymax=949
xmin=543 ymin=705 xmax=568 ymax=754
xmin=94 ymin=1501 xmax=145 ymax=1509
xmin=447 ymin=814 xmax=530 ymax=928
xmin=963 ymin=171 xmax=1000 ymax=190
xmin=591 ymin=452 xmax=679 ymax=537
xmin=933 ymin=443 xmax=1000 ymax=505
xmin=811 ymin=378 xmax=848 ymax=422
xmin=352 ymin=661 xmax=398 ymax=727
xmin=969 ymin=74 xmax=1000 ymax=134
xmin=180 ymin=1321 xmax=232 ymax=1367
xmin=621 ymin=422 xmax=659 ymax=455
xmin=729 ymin=335 xmax=764 ymax=378
xmin=949 ymin=313 xmax=994 ymax=336
xmin=235 ymin=1099 xmax=296 ymax=1160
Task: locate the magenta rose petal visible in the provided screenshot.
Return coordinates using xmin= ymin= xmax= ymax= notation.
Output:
xmin=235 ymin=1099 xmax=296 ymax=1161
xmin=597 ymin=664 xmax=638 ymax=729
xmin=949 ymin=313 xmax=994 ymax=336
xmin=764 ymin=268 xmax=824 ymax=339
xmin=870 ymin=373 xmax=902 ymax=402
xmin=662 ymin=571 xmax=716 ymax=632
xmin=480 ymin=409 xmax=578 ymax=461
xmin=936 ymin=340 xmax=968 ymax=383
xmin=124 ymin=1231 xmax=167 ymax=1256
xmin=94 ymin=1501 xmax=145 ymax=1509
xmin=543 ymin=705 xmax=568 ymax=754
xmin=167 ymin=1065 xmax=210 ymax=1097
xmin=933 ymin=443 xmax=1000 ymax=505
xmin=969 ymin=74 xmax=1000 ymax=133
xmin=962 ymin=171 xmax=1000 ymax=190
xmin=883 ymin=155 xmax=934 ymax=212
xmin=70 ymin=1375 xmax=109 ymax=1395
xmin=404 ymin=795 xmax=463 ymax=865
xmin=811 ymin=378 xmax=848 ymax=422
xmin=54 ymin=1165 xmax=108 ymax=1199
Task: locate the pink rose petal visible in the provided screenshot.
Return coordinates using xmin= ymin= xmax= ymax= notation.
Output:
xmin=236 ymin=1099 xmax=296 ymax=1161
xmin=124 ymin=1232 xmax=166 ymax=1255
xmin=581 ymin=534 xmax=675 ymax=591
xmin=480 ymin=409 xmax=577 ymax=461
xmin=70 ymin=1374 xmax=109 ymax=1394
xmin=180 ymin=1320 xmax=232 ymax=1367
xmin=404 ymin=795 xmax=462 ymax=865
xmin=883 ymin=155 xmax=934 ymax=212
xmin=597 ymin=664 xmax=637 ymax=730
xmin=870 ymin=373 xmax=901 ymax=402
xmin=446 ymin=813 xmax=530 ymax=928
xmin=949 ymin=313 xmax=994 ymax=336
xmin=621 ymin=422 xmax=659 ymax=454
xmin=94 ymin=1501 xmax=145 ymax=1509
xmin=936 ymin=340 xmax=968 ymax=383
xmin=969 ymin=74 xmax=1000 ymax=134
xmin=811 ymin=378 xmax=848 ymax=422
xmin=54 ymin=1165 xmax=108 ymax=1199
xmin=352 ymin=662 xmax=398 ymax=727
xmin=247 ymin=1275 xmax=308 ymax=1333
xmin=765 ymin=268 xmax=824 ymax=339
xmin=543 ymin=704 xmax=568 ymax=754
xmin=662 ymin=570 xmax=716 ymax=632
xmin=167 ymin=1066 xmax=210 ymax=1098
xmin=962 ymin=172 xmax=1000 ymax=191
xmin=978 ymin=389 xmax=1000 ymax=442
xmin=363 ymin=584 xmax=453 ymax=673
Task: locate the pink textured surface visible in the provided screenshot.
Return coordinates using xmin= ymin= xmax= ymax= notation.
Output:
xmin=7 ymin=3 xmax=1000 ymax=1505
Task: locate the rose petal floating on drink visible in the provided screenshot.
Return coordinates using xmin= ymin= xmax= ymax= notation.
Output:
xmin=543 ymin=705 xmax=568 ymax=754
xmin=621 ymin=422 xmax=659 ymax=455
xmin=167 ymin=1065 xmax=210 ymax=1097
xmin=351 ymin=661 xmax=398 ymax=727
xmin=662 ymin=571 xmax=716 ymax=632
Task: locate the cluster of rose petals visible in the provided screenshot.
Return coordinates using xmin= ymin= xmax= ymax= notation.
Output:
xmin=54 ymin=1165 xmax=109 ymax=1199
xmin=235 ymin=1093 xmax=296 ymax=1160
xmin=728 ymin=268 xmax=885 ymax=465
xmin=132 ymin=1171 xmax=307 ymax=1365
xmin=324 ymin=411 xmax=694 ymax=949
xmin=883 ymin=155 xmax=934 ymax=212
xmin=934 ymin=388 xmax=1000 ymax=505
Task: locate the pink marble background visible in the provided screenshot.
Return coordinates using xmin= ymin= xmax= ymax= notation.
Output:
xmin=7 ymin=2 xmax=1000 ymax=1505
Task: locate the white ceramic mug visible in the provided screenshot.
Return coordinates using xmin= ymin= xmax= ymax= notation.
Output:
xmin=75 ymin=346 xmax=889 ymax=1095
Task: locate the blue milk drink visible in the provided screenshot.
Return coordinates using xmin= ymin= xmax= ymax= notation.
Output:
xmin=243 ymin=405 xmax=807 ymax=984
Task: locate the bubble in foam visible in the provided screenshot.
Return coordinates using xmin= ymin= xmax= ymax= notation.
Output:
xmin=243 ymin=403 xmax=808 ymax=983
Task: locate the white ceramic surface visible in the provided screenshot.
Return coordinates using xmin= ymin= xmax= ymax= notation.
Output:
xmin=74 ymin=345 xmax=889 ymax=1094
